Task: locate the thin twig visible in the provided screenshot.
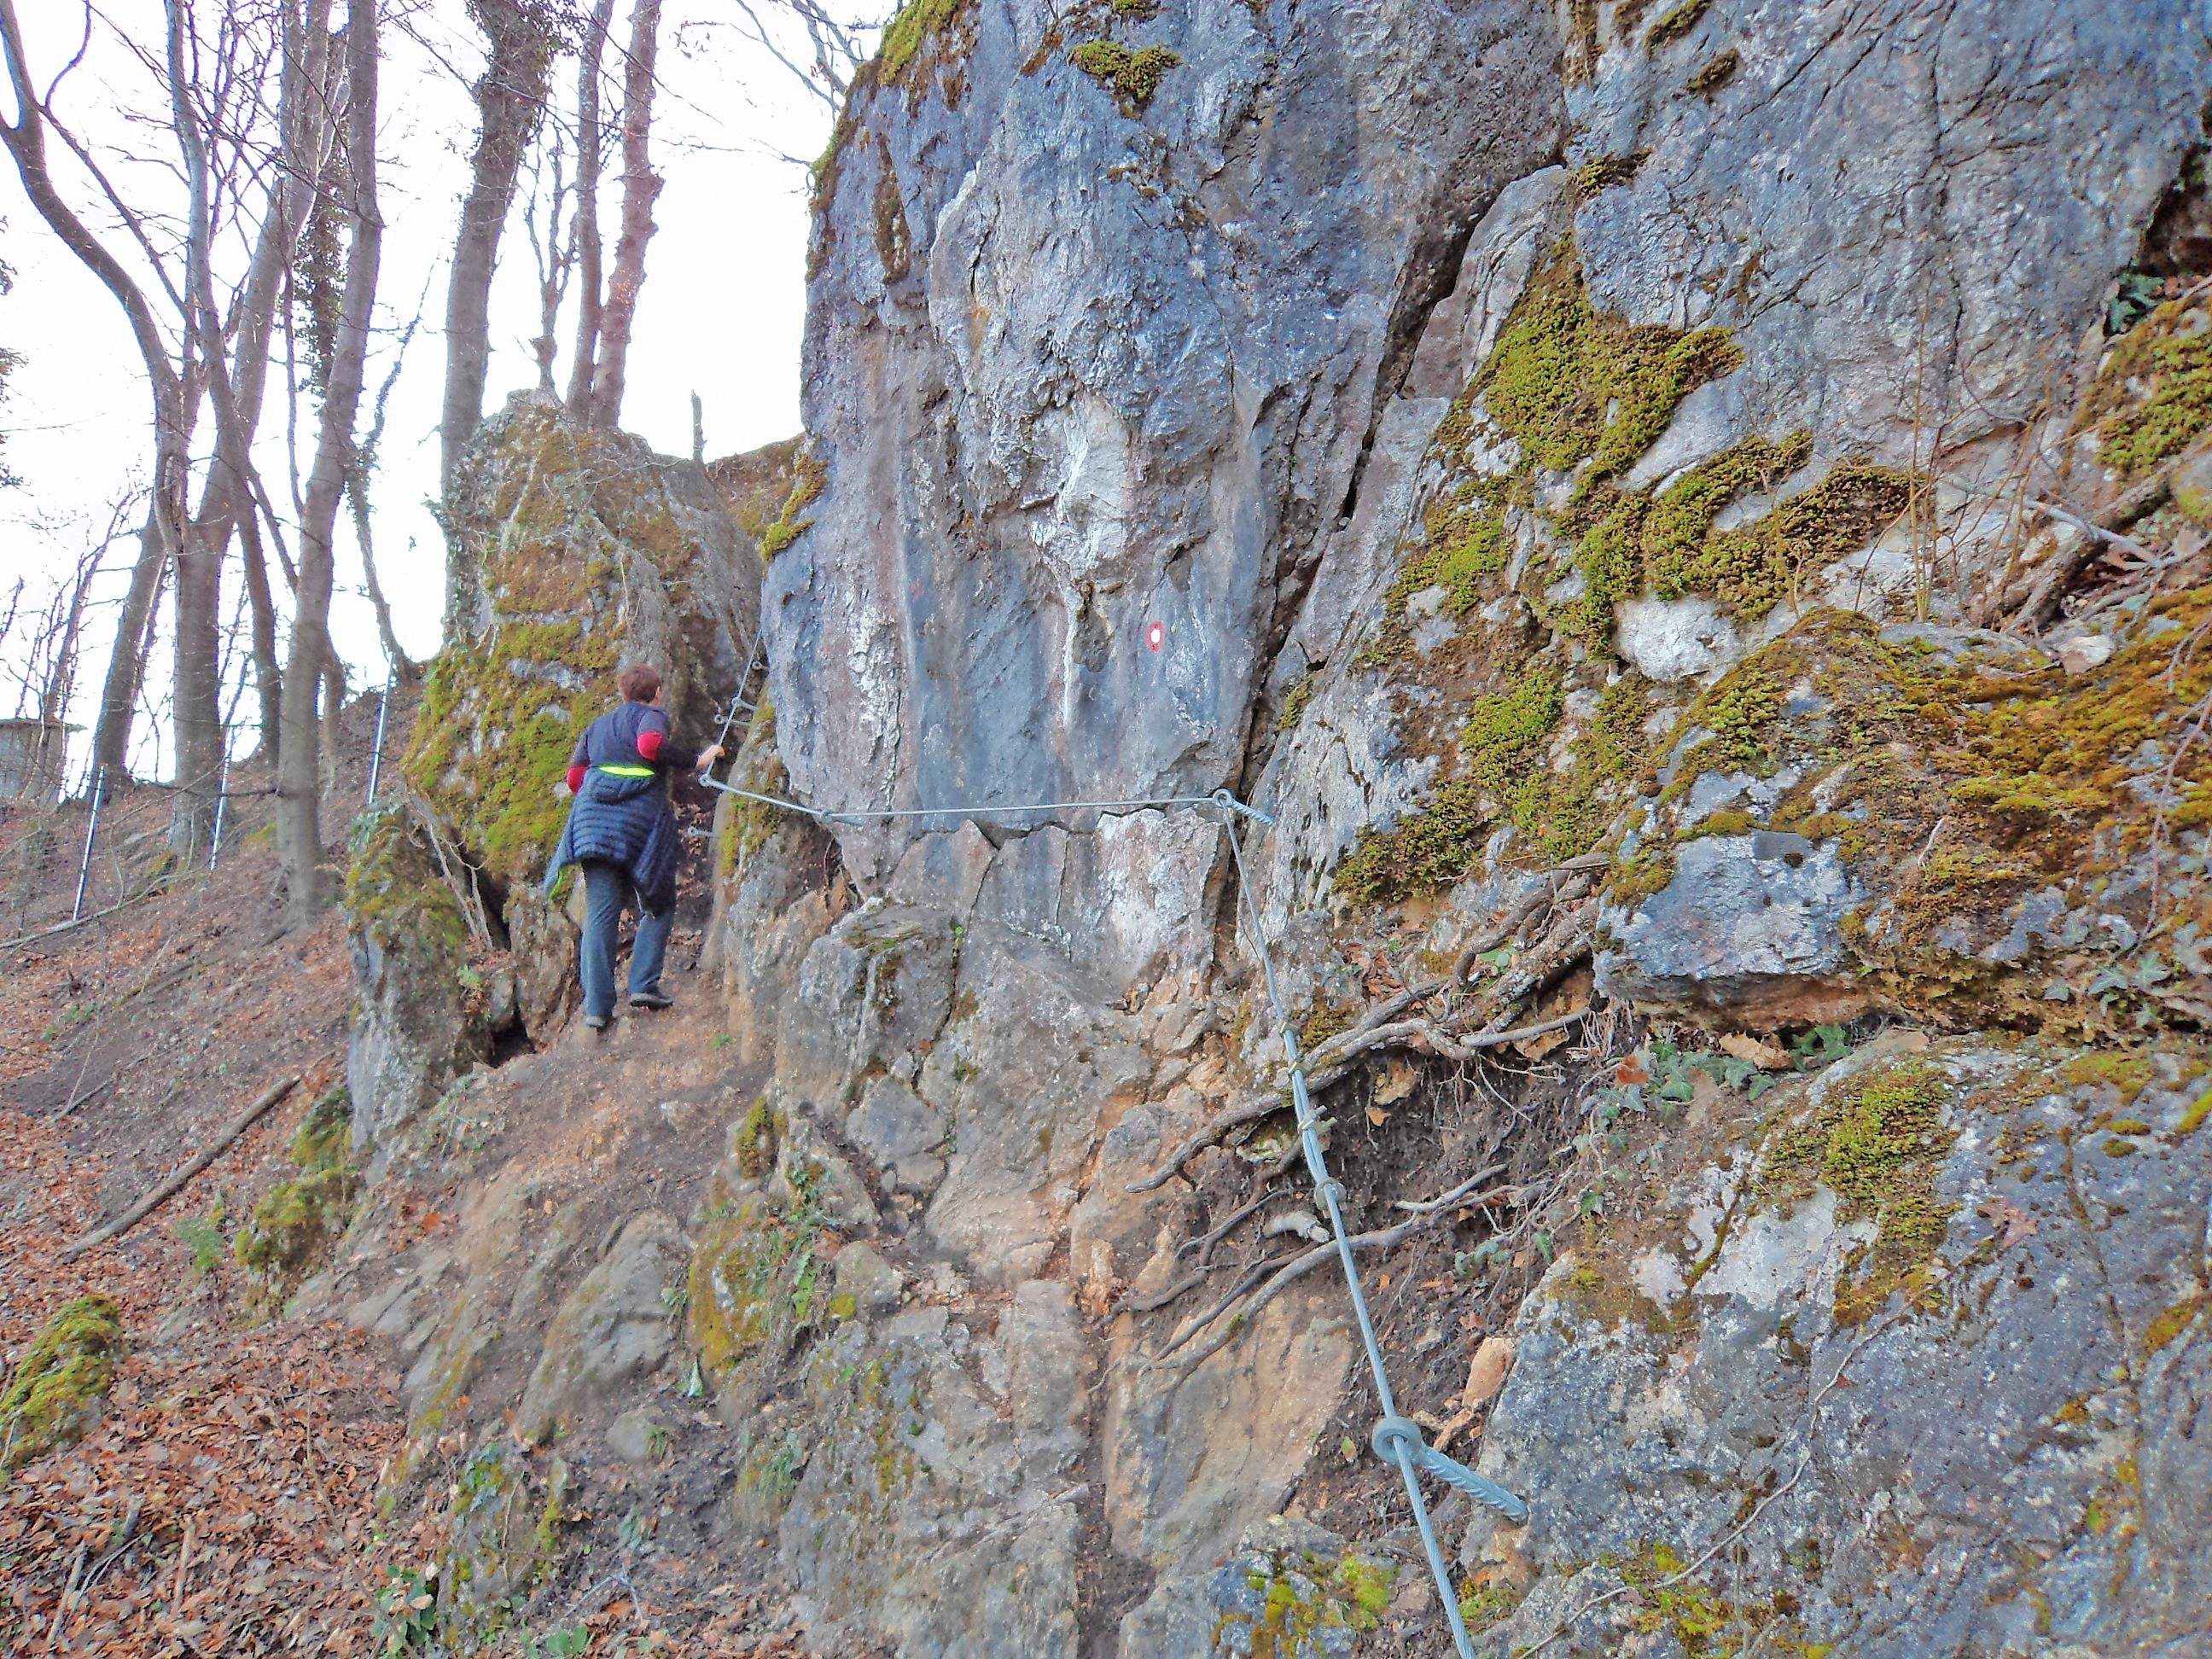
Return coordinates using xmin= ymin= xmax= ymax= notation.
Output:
xmin=1159 ymin=1213 xmax=1454 ymax=1377
xmin=1177 ymin=1184 xmax=1289 ymax=1260
xmin=58 ymin=1074 xmax=300 ymax=1260
xmin=1394 ymin=1165 xmax=1510 ymax=1214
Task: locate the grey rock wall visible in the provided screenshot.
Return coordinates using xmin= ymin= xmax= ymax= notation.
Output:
xmin=725 ymin=0 xmax=2212 ymax=1650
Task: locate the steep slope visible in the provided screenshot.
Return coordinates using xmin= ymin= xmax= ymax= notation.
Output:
xmin=327 ymin=1 xmax=2212 ymax=1655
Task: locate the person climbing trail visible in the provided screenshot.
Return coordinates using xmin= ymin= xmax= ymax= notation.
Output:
xmin=544 ymin=662 xmax=724 ymax=1030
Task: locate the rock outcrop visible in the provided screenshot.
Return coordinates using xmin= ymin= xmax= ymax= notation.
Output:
xmin=343 ymin=398 xmax=767 ymax=1157
xmin=340 ymin=0 xmax=2212 ymax=1652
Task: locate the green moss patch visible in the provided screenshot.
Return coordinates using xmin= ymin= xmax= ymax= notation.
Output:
xmin=1662 ymin=463 xmax=1918 ymax=623
xmin=1571 ymin=149 xmax=1650 ymax=202
xmin=1386 ymin=485 xmax=1510 ymax=620
xmin=1478 ymin=239 xmax=1741 ymax=485
xmin=1765 ymin=1060 xmax=1957 ymax=1324
xmin=2079 ymin=297 xmax=2212 ymax=477
xmin=688 ymin=1164 xmax=836 ymax=1388
xmin=1070 ymin=39 xmax=1181 ymax=108
xmin=236 ymin=1084 xmax=358 ymax=1281
xmin=1220 ymin=1545 xmax=1397 ymax=1655
xmin=2 ymin=1296 xmax=125 ymax=1475
xmin=343 ymin=804 xmax=470 ymax=958
xmin=1606 ymin=596 xmax=2212 ymax=1032
xmin=1644 ymin=0 xmax=1712 ymax=47
xmin=759 ymin=447 xmax=826 ymax=559
xmin=878 ymin=0 xmax=966 ymax=79
xmin=1687 ymin=47 xmax=1739 ymax=91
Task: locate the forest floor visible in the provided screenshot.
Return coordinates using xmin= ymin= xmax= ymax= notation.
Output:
xmin=0 ymin=699 xmax=805 ymax=1656
xmin=0 ymin=703 xmax=412 ymax=1655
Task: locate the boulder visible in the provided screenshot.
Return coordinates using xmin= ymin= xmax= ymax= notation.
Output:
xmin=342 ymin=803 xmax=491 ymax=1157
xmin=1466 ymin=1036 xmax=2212 ymax=1654
xmin=416 ymin=393 xmax=760 ymax=900
xmin=518 ymin=1211 xmax=686 ymax=1443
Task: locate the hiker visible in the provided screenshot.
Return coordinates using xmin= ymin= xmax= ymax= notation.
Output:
xmin=544 ymin=662 xmax=724 ymax=1030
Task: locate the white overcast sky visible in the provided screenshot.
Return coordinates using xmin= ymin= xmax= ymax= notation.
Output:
xmin=1 ymin=1 xmax=847 ymax=780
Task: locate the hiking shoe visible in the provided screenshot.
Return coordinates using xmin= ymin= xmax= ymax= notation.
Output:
xmin=584 ymin=1013 xmax=609 ymax=1030
xmin=629 ymin=989 xmax=674 ymax=1010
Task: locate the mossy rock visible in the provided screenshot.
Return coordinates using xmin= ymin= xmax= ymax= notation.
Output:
xmin=1198 ymin=1520 xmax=1399 ymax=1658
xmin=1 ymin=1296 xmax=125 ymax=1475
xmin=1596 ymin=602 xmax=2212 ymax=1032
xmin=236 ymin=1085 xmax=358 ymax=1284
xmin=342 ymin=803 xmax=471 ymax=960
xmin=410 ymin=393 xmax=761 ymax=894
xmin=435 ymin=1442 xmax=572 ymax=1631
xmin=2078 ymin=295 xmax=2212 ymax=479
xmin=1327 ymin=231 xmax=1921 ymax=916
xmin=342 ymin=801 xmax=494 ymax=1155
xmin=686 ymin=1188 xmax=829 ymax=1416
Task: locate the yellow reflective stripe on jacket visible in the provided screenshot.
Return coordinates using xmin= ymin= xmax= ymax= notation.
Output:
xmin=597 ymin=764 xmax=655 ymax=777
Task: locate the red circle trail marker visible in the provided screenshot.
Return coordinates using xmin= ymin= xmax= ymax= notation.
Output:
xmin=1145 ymin=621 xmax=1165 ymax=652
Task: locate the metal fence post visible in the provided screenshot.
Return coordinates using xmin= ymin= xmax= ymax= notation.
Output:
xmin=365 ymin=673 xmax=393 ymax=804
xmin=208 ymin=753 xmax=230 ymax=870
xmin=72 ymin=765 xmax=106 ymax=922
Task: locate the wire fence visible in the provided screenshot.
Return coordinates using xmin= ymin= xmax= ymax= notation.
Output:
xmin=0 ymin=677 xmax=401 ymax=949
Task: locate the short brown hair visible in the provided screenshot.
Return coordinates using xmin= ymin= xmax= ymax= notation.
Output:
xmin=616 ymin=662 xmax=661 ymax=703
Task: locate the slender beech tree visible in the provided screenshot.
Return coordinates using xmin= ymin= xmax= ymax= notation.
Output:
xmin=440 ymin=1 xmax=561 ymax=491
xmin=277 ymin=0 xmax=381 ymax=927
xmin=581 ymin=0 xmax=661 ymax=428
xmin=562 ymin=0 xmax=614 ymax=412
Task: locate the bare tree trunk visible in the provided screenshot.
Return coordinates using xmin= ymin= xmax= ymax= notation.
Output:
xmin=278 ymin=0 xmax=381 ymax=928
xmin=318 ymin=646 xmax=346 ymax=798
xmin=90 ymin=519 xmax=165 ymax=775
xmin=38 ymin=535 xmax=103 ymax=729
xmin=166 ymin=0 xmax=223 ymax=853
xmin=585 ymin=0 xmax=662 ymax=429
xmin=351 ymin=480 xmax=412 ymax=685
xmin=212 ymin=0 xmax=336 ymax=765
xmin=352 ymin=305 xmax=421 ymax=684
xmin=0 ymin=0 xmax=191 ymax=781
xmin=237 ymin=509 xmax=282 ymax=754
xmin=440 ymin=0 xmax=556 ymax=498
xmin=565 ymin=0 xmax=615 ymax=415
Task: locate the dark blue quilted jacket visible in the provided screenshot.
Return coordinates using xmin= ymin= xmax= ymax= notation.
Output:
xmin=543 ymin=702 xmax=695 ymax=914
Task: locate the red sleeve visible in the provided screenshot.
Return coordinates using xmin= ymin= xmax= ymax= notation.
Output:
xmin=567 ymin=763 xmax=587 ymax=794
xmin=636 ymin=727 xmax=665 ymax=762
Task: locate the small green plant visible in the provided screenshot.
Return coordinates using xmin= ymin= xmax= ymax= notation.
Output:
xmin=373 ymin=1564 xmax=441 ymax=1653
xmin=527 ymin=1627 xmax=591 ymax=1658
xmin=1790 ymin=1023 xmax=1849 ymax=1069
xmin=646 ymin=1423 xmax=673 ymax=1459
xmin=176 ymin=1212 xmax=227 ymax=1275
xmin=619 ymin=1510 xmax=650 ymax=1552
xmin=660 ymin=1283 xmax=689 ymax=1318
xmin=2110 ymin=270 xmax=2164 ymax=335
xmin=762 ymin=1431 xmax=805 ymax=1499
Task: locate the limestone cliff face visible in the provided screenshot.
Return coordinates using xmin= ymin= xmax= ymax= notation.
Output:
xmin=720 ymin=0 xmax=2212 ymax=1650
xmin=342 ymin=2 xmax=2212 ymax=1654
